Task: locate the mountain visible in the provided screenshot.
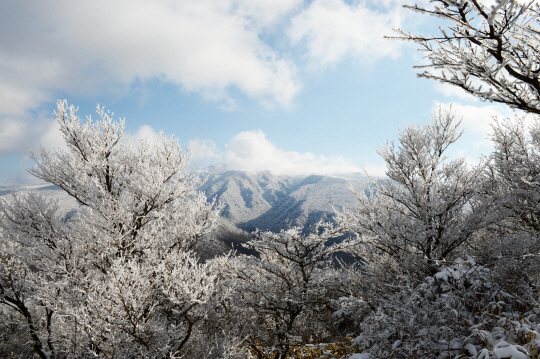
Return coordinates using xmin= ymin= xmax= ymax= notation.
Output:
xmin=0 ymin=171 xmax=369 ymax=258
xmin=194 ymin=217 xmax=253 ymax=261
xmin=239 ymin=174 xmax=367 ymax=234
xmin=197 ymin=170 xmax=298 ymax=224
xmin=0 ymin=184 xmax=81 ymax=221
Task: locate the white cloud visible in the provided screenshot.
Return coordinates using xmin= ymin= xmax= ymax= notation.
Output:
xmin=37 ymin=120 xmax=66 ymax=153
xmin=188 ymin=139 xmax=220 ymax=160
xmin=288 ymin=0 xmax=406 ymax=68
xmin=222 ymin=130 xmax=362 ymax=176
xmin=233 ymin=0 xmax=302 ymax=29
xmin=186 ymin=138 xmax=221 ymax=169
xmin=186 ymin=130 xmax=385 ymax=177
xmin=0 ymin=118 xmax=27 ymax=153
xmin=0 ymin=115 xmax=167 ymax=158
xmin=0 ymin=110 xmax=167 ymax=157
xmin=0 ymin=0 xmax=302 ymax=118
xmin=0 ymin=116 xmax=63 ymax=155
xmin=359 ymin=162 xmax=387 ymax=178
xmin=124 ymin=125 xmax=161 ymax=147
xmin=432 ymin=102 xmax=535 ymax=166
xmin=434 ymin=83 xmax=479 ymax=102
xmin=434 ymin=101 xmax=523 ymax=137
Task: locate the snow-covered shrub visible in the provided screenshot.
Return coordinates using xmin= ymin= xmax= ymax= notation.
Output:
xmin=346 ymin=258 xmax=540 ymax=359
xmin=458 ymin=316 xmax=540 ymax=359
xmin=467 ymin=117 xmax=540 ymax=290
xmin=223 ymin=223 xmax=359 ymax=359
xmin=332 ymin=295 xmax=369 ymax=335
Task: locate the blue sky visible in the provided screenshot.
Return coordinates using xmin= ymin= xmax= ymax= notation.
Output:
xmin=0 ymin=0 xmax=521 ymax=184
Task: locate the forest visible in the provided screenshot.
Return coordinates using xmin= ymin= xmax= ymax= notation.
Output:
xmin=2 ymin=0 xmax=540 ymax=358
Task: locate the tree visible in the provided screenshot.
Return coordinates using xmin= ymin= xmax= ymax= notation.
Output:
xmin=393 ymin=0 xmax=540 ymax=296
xmin=469 ymin=116 xmax=540 ymax=284
xmin=223 ymin=223 xmax=358 ymax=359
xmin=337 ymin=108 xmax=494 ymax=277
xmin=394 ymin=0 xmax=540 ymax=114
xmin=333 ymin=111 xmax=540 ymax=358
xmin=487 ymin=116 xmax=540 ymax=232
xmin=0 ymin=100 xmax=224 ymax=358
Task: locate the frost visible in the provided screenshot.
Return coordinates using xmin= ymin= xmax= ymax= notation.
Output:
xmin=0 ymin=100 xmax=227 ymax=358
xmin=395 ymin=0 xmax=540 ymax=114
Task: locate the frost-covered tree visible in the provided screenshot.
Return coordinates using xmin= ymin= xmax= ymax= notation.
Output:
xmin=470 ymin=116 xmax=540 ymax=285
xmin=223 ymin=223 xmax=358 ymax=359
xmin=393 ymin=0 xmax=540 ymax=296
xmin=487 ymin=117 xmax=540 ymax=232
xmin=394 ymin=0 xmax=540 ymax=113
xmin=29 ymin=101 xmax=217 ymax=257
xmin=338 ymin=108 xmax=494 ymax=276
xmin=333 ymin=107 xmax=540 ymax=357
xmin=0 ymin=100 xmax=224 ymax=358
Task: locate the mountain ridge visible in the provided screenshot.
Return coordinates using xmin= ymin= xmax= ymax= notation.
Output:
xmin=0 ymin=170 xmax=369 ymax=257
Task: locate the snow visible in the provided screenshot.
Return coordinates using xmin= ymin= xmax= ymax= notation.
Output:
xmin=239 ymin=174 xmax=368 ymax=233
xmin=493 ymin=341 xmax=529 ymax=359
xmin=463 ymin=343 xmax=477 ymax=357
xmin=348 ymin=354 xmax=370 ymax=359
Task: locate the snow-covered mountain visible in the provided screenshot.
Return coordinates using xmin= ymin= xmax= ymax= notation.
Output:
xmin=0 ymin=171 xmax=369 ymax=257
xmin=196 ymin=170 xmax=369 ymax=232
xmin=197 ymin=171 xmax=368 ymax=260
xmin=238 ymin=174 xmax=367 ymax=234
xmin=0 ymin=184 xmax=81 ymax=221
xmin=197 ymin=170 xmax=298 ymax=225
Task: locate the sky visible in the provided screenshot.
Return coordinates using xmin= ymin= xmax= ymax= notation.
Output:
xmin=0 ymin=0 xmax=525 ymax=185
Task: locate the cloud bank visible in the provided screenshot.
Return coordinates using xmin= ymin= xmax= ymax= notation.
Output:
xmin=0 ymin=0 xmax=302 ymax=117
xmin=0 ymin=0 xmax=418 ymax=183
xmin=192 ymin=130 xmax=364 ymax=176
xmin=0 ymin=0 xmax=412 ymax=159
xmin=0 ymin=0 xmax=409 ymax=118
xmin=434 ymin=101 xmax=526 ymax=137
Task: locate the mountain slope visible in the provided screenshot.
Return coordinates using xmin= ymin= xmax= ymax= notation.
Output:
xmin=239 ymin=175 xmax=367 ymax=234
xmin=0 ymin=171 xmax=370 ymax=258
xmin=197 ymin=170 xmax=298 ymax=224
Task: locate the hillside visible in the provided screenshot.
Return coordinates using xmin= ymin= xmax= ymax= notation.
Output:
xmin=239 ymin=174 xmax=367 ymax=234
xmin=197 ymin=170 xmax=298 ymax=224
xmin=0 ymin=171 xmax=369 ymax=257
